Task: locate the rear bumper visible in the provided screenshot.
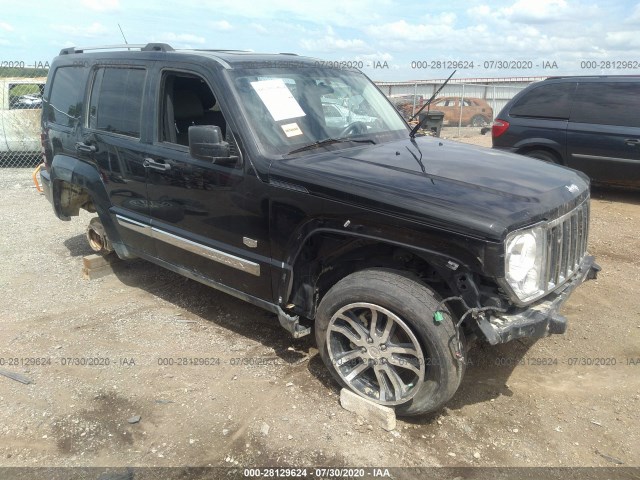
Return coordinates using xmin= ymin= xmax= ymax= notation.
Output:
xmin=477 ymin=255 xmax=600 ymax=345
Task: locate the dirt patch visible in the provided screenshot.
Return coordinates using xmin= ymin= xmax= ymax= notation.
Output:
xmin=0 ymin=141 xmax=638 ymax=471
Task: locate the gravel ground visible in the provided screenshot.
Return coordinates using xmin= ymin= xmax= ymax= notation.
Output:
xmin=0 ymin=135 xmax=638 ymax=473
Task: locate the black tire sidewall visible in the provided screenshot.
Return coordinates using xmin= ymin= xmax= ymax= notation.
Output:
xmin=526 ymin=150 xmax=557 ymax=163
xmin=315 ymin=269 xmax=464 ymax=416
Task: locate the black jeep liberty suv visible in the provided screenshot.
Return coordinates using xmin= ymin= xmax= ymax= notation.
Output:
xmin=39 ymin=44 xmax=599 ymax=416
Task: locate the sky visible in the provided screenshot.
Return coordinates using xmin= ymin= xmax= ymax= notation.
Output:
xmin=1 ymin=0 xmax=639 ymax=81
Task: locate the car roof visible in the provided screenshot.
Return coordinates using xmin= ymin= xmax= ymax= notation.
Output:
xmin=543 ymin=75 xmax=640 ymax=82
xmin=56 ymin=43 xmax=323 ymax=70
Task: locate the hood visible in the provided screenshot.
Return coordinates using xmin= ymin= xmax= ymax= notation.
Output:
xmin=268 ymin=136 xmax=590 ymax=240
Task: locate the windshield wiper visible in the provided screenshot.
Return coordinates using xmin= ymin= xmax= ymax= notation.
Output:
xmin=287 ymin=137 xmax=375 ymax=155
xmin=409 ymin=69 xmax=456 ymax=138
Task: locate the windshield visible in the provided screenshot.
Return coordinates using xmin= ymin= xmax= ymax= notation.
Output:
xmin=227 ymin=66 xmax=408 ymax=156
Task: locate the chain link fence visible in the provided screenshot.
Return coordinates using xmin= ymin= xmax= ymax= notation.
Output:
xmin=377 ymin=79 xmax=534 ymax=136
xmin=0 ymin=65 xmax=48 ymax=168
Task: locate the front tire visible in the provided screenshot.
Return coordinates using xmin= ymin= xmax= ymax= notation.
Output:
xmin=315 ymin=269 xmax=465 ymax=416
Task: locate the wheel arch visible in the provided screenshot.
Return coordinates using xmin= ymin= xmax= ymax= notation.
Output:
xmin=513 ymin=140 xmax=564 ymax=164
xmin=283 ymin=228 xmax=484 ymax=321
xmin=50 ymin=154 xmax=135 ymax=259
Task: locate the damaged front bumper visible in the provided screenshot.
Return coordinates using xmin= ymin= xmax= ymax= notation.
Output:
xmin=477 ymin=255 xmax=600 ymax=345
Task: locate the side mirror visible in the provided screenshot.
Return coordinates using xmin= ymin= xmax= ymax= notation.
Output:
xmin=188 ymin=125 xmax=235 ymax=164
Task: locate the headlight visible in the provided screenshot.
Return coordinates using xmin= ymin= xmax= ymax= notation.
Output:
xmin=505 ymin=226 xmax=546 ymax=303
xmin=502 ymin=200 xmax=590 ymax=305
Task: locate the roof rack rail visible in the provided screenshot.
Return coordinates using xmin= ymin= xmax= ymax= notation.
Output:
xmin=192 ymin=49 xmax=252 ymax=53
xmin=59 ymin=43 xmax=174 ymax=55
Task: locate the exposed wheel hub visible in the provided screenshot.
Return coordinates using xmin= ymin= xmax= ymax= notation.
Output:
xmin=86 ymin=217 xmax=113 ymax=253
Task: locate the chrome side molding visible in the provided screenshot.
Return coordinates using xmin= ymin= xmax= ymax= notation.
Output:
xmin=116 ymin=215 xmax=260 ymax=276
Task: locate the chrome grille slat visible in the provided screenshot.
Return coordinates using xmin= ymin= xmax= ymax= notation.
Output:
xmin=580 ymin=206 xmax=587 ymax=258
xmin=561 ymin=219 xmax=570 ymax=281
xmin=567 ymin=216 xmax=574 ymax=271
xmin=554 ymin=224 xmax=563 ymax=285
xmin=570 ymin=214 xmax=578 ymax=270
xmin=551 ymin=225 xmax=560 ymax=287
xmin=545 ymin=229 xmax=554 ymax=288
xmin=543 ymin=199 xmax=590 ymax=292
xmin=583 ymin=203 xmax=590 ymax=256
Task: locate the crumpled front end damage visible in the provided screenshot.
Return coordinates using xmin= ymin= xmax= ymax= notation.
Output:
xmin=477 ymin=255 xmax=600 ymax=345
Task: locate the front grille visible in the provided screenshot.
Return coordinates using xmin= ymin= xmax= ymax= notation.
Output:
xmin=544 ymin=199 xmax=590 ymax=291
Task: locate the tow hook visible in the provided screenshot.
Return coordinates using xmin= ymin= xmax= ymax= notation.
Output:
xmin=86 ymin=217 xmax=113 ymax=253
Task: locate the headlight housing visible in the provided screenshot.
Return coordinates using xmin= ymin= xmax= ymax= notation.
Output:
xmin=504 ymin=225 xmax=546 ymax=303
xmin=502 ymin=199 xmax=590 ymax=305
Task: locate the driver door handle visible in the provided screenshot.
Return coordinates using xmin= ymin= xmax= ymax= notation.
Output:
xmin=75 ymin=142 xmax=96 ymax=153
xmin=625 ymin=138 xmax=640 ymax=146
xmin=143 ymin=158 xmax=171 ymax=171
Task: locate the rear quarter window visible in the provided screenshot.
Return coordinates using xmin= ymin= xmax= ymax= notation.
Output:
xmin=47 ymin=67 xmax=85 ymax=127
xmin=509 ymin=82 xmax=575 ymax=119
xmin=570 ymin=82 xmax=640 ymax=128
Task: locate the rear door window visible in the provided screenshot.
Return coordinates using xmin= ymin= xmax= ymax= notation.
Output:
xmin=510 ymin=82 xmax=575 ymax=119
xmin=88 ymin=67 xmax=146 ymax=137
xmin=570 ymin=82 xmax=640 ymax=128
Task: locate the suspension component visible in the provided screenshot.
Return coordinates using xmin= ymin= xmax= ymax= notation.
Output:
xmin=86 ymin=217 xmax=113 ymax=253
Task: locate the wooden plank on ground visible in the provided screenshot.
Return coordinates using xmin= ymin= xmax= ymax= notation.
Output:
xmin=82 ymin=253 xmax=121 ymax=280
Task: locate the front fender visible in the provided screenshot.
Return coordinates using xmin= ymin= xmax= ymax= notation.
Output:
xmin=278 ymin=213 xmax=489 ymax=317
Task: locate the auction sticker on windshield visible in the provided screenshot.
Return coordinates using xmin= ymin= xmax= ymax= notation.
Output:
xmin=250 ymin=78 xmax=306 ymax=121
xmin=281 ymin=122 xmax=303 ymax=137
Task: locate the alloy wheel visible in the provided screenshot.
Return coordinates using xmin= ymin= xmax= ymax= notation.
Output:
xmin=326 ymin=302 xmax=426 ymax=405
